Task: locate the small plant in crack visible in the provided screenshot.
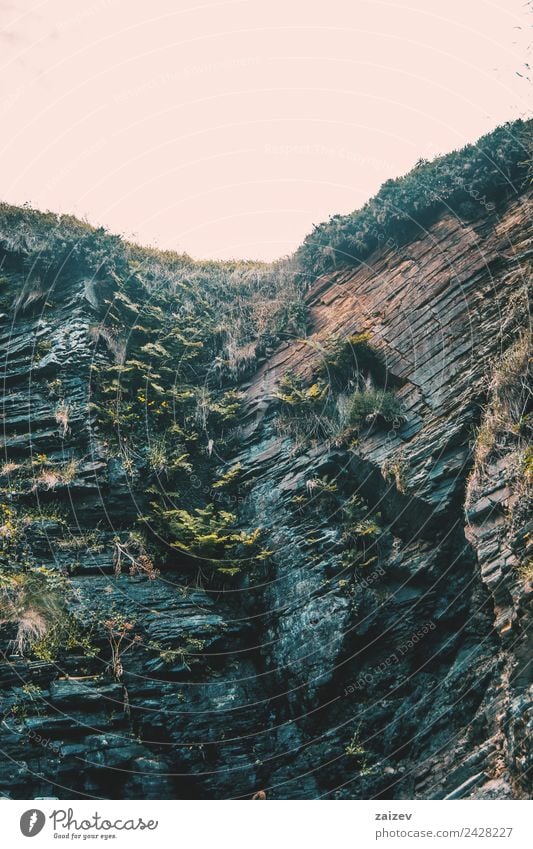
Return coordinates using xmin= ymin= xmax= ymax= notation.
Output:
xmin=103 ymin=615 xmax=143 ymax=681
xmin=55 ymin=402 xmax=70 ymax=438
xmin=113 ymin=532 xmax=159 ymax=580
xmin=344 ymin=728 xmax=373 ymax=775
xmin=306 ymin=475 xmax=338 ymax=495
xmin=381 ymin=453 xmax=409 ymax=494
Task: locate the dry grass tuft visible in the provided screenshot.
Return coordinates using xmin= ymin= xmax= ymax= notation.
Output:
xmin=466 ymin=333 xmax=531 ymax=508
xmin=55 ymin=403 xmax=70 ymax=437
xmin=0 ymin=569 xmax=68 ymax=655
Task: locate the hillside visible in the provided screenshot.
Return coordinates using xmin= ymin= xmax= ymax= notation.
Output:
xmin=0 ymin=119 xmax=531 ymax=800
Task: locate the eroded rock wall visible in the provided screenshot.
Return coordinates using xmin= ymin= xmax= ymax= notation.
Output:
xmin=0 ymin=192 xmax=530 ymax=799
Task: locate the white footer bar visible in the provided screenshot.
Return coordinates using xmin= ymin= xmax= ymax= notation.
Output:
xmin=1 ymin=799 xmax=531 ymax=848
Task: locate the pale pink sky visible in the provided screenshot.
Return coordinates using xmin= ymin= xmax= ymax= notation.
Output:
xmin=0 ymin=0 xmax=530 ymax=260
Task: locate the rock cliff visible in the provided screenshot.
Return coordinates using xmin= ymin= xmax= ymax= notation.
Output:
xmin=0 ymin=129 xmax=531 ymax=800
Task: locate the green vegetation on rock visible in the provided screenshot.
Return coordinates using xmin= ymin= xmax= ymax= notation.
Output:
xmin=296 ymin=120 xmax=530 ymax=276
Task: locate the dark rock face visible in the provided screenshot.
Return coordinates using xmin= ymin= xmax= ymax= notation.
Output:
xmin=0 ymin=191 xmax=531 ymax=800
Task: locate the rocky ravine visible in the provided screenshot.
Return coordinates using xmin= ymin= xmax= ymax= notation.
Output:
xmin=0 ymin=190 xmax=531 ymax=800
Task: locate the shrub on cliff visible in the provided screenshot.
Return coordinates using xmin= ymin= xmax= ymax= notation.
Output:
xmin=315 ymin=333 xmax=387 ymax=390
xmin=275 ymin=372 xmax=336 ymax=442
xmin=152 ymin=503 xmax=264 ymax=576
xmin=347 ymin=388 xmax=403 ymax=430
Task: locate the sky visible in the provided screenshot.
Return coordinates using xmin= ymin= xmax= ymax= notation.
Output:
xmin=0 ymin=0 xmax=530 ymax=261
